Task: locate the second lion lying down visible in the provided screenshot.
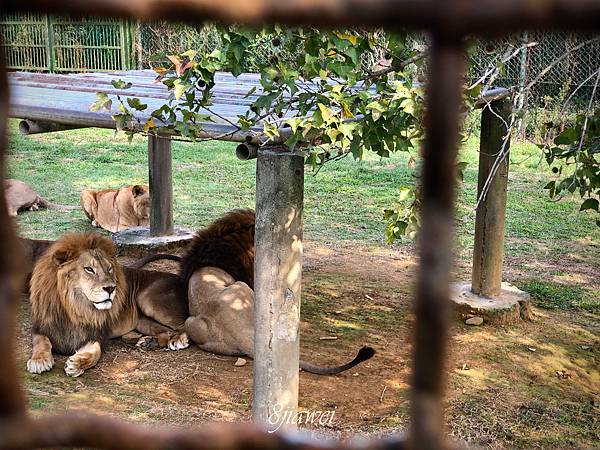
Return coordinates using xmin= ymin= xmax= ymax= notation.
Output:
xmin=27 ymin=233 xmax=188 ymax=377
xmin=180 ymin=209 xmax=376 ymax=375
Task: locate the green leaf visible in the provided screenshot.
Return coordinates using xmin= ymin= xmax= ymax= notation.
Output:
xmin=126 ymin=97 xmax=148 ymax=111
xmin=580 ymin=198 xmax=599 ymax=212
xmin=90 ymin=92 xmax=112 ymax=112
xmin=112 ymin=113 xmax=131 ymax=130
xmin=398 ymin=186 xmax=412 ymax=201
xmin=243 ymin=86 xmax=257 ymax=98
xmin=111 ymin=79 xmax=132 ymax=90
xmin=173 ymin=79 xmax=188 ymax=100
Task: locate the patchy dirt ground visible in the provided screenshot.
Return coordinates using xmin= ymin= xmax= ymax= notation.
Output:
xmin=15 ymin=241 xmax=599 ymax=449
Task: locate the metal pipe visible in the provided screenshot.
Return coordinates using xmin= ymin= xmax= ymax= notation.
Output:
xmin=18 ymin=119 xmax=83 ymax=135
xmin=235 ymin=142 xmax=258 ymax=160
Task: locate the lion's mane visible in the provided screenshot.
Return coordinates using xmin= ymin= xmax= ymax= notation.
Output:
xmin=180 ymin=209 xmax=255 ymax=289
xmin=29 ymin=233 xmax=128 ymax=355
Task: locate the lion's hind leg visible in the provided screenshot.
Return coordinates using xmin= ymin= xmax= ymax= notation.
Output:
xmin=186 ymin=267 xmax=255 ymax=357
xmin=27 ymin=333 xmax=54 ymax=374
xmin=80 ymin=189 xmax=98 ymax=223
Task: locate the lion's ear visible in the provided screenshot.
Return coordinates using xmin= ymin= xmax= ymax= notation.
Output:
xmin=53 ymin=249 xmax=74 ymax=266
xmin=132 ymin=185 xmax=147 ymax=198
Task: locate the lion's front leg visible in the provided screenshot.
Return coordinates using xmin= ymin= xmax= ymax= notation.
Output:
xmin=27 ymin=333 xmax=54 ymax=374
xmin=135 ymin=316 xmax=189 ymax=351
xmin=64 ymin=341 xmax=101 ymax=377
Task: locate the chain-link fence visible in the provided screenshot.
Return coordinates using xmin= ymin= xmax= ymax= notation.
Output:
xmin=469 ymin=32 xmax=600 ymax=103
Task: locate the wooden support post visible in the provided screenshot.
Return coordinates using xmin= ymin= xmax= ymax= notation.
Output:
xmin=253 ymin=146 xmax=304 ymax=427
xmin=471 ymin=98 xmax=512 ymax=297
xmin=147 ymin=134 xmax=174 ymax=236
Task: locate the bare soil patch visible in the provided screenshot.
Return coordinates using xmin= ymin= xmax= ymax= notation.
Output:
xmin=16 ymin=241 xmax=599 ymax=448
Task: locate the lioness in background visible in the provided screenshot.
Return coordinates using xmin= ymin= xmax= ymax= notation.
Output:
xmin=80 ymin=185 xmax=149 ymax=233
xmin=27 ymin=233 xmax=188 ymax=377
xmin=4 ymin=179 xmax=77 ymax=216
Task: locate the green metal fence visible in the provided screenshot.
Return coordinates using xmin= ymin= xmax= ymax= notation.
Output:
xmin=0 ymin=13 xmax=131 ymax=72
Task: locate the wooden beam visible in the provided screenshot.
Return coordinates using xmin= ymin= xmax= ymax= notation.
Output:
xmin=147 ymin=134 xmax=174 ymax=236
xmin=253 ymin=146 xmax=304 ymax=427
xmin=471 ymin=98 xmax=511 ymax=297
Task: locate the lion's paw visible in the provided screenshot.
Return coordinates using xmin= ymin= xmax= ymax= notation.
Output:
xmin=27 ymin=354 xmax=54 ymax=374
xmin=168 ymin=332 xmax=189 ymax=351
xmin=64 ymin=355 xmax=86 ymax=377
xmin=136 ymin=335 xmax=159 ymax=351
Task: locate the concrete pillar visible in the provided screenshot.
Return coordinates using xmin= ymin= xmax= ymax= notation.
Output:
xmin=253 ymin=146 xmax=304 ymax=427
xmin=471 ymin=98 xmax=511 ymax=297
xmin=147 ymin=134 xmax=174 ymax=236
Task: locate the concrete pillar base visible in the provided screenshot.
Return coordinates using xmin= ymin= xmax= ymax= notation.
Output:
xmin=451 ymin=282 xmax=533 ymax=326
xmin=112 ymin=226 xmax=193 ymax=255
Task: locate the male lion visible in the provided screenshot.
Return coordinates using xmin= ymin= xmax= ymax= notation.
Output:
xmin=4 ymin=179 xmax=77 ymax=216
xmin=27 ymin=233 xmax=188 ymax=377
xmin=180 ymin=209 xmax=376 ymax=375
xmin=80 ymin=185 xmax=149 ymax=233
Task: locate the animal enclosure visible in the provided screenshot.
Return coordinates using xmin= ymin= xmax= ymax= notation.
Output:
xmin=0 ymin=0 xmax=599 ymax=450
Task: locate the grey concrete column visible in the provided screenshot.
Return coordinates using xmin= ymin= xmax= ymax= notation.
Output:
xmin=472 ymin=98 xmax=512 ymax=297
xmin=253 ymin=146 xmax=304 ymax=427
xmin=147 ymin=134 xmax=174 ymax=236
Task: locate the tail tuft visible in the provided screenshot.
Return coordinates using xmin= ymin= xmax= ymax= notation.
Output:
xmin=356 ymin=346 xmax=376 ymax=362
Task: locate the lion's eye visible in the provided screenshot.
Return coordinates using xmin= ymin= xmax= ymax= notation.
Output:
xmin=107 ymin=266 xmax=113 ymax=274
xmin=84 ymin=267 xmax=95 ymax=274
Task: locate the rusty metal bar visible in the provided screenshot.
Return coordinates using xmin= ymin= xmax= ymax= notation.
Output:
xmin=0 ymin=413 xmax=416 ymax=450
xmin=409 ymin=31 xmax=464 ymax=450
xmin=4 ymin=0 xmax=600 ymax=33
xmin=0 ymin=35 xmax=26 ymax=419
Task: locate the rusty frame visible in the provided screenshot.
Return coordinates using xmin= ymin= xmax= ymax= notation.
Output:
xmin=1 ymin=1 xmax=598 ymax=449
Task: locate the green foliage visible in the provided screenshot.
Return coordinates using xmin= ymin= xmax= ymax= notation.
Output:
xmin=542 ymin=109 xmax=600 ymax=226
xmin=96 ymin=26 xmax=431 ymax=241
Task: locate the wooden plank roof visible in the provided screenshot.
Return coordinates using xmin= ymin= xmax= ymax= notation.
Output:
xmin=8 ymin=70 xmax=510 ymax=144
xmin=8 ymin=70 xmax=270 ymax=143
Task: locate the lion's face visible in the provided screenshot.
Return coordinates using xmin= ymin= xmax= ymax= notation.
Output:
xmin=54 ymin=247 xmax=122 ymax=314
xmin=131 ymin=185 xmax=150 ymax=224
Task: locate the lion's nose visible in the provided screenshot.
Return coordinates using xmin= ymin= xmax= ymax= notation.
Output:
xmin=103 ymin=286 xmax=115 ymax=295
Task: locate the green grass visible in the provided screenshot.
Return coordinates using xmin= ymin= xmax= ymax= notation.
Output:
xmin=517 ymin=279 xmax=598 ymax=312
xmin=6 ymin=119 xmax=600 ymax=266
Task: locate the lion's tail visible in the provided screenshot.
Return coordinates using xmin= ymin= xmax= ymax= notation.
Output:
xmin=36 ymin=197 xmax=79 ymax=211
xmin=128 ymin=253 xmax=182 ymax=269
xmin=299 ymin=346 xmax=375 ymax=375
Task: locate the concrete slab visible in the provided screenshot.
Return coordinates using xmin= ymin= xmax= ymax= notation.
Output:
xmin=451 ymin=281 xmax=533 ymax=326
xmin=112 ymin=226 xmax=194 ymax=254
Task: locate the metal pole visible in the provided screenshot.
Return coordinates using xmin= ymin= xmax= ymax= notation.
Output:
xmin=253 ymin=146 xmax=304 ymax=427
xmin=409 ymin=32 xmax=464 ymax=450
xmin=471 ymin=98 xmax=512 ymax=297
xmin=147 ymin=134 xmax=174 ymax=236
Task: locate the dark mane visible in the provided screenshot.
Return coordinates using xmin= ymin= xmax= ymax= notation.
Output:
xmin=180 ymin=209 xmax=255 ymax=288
